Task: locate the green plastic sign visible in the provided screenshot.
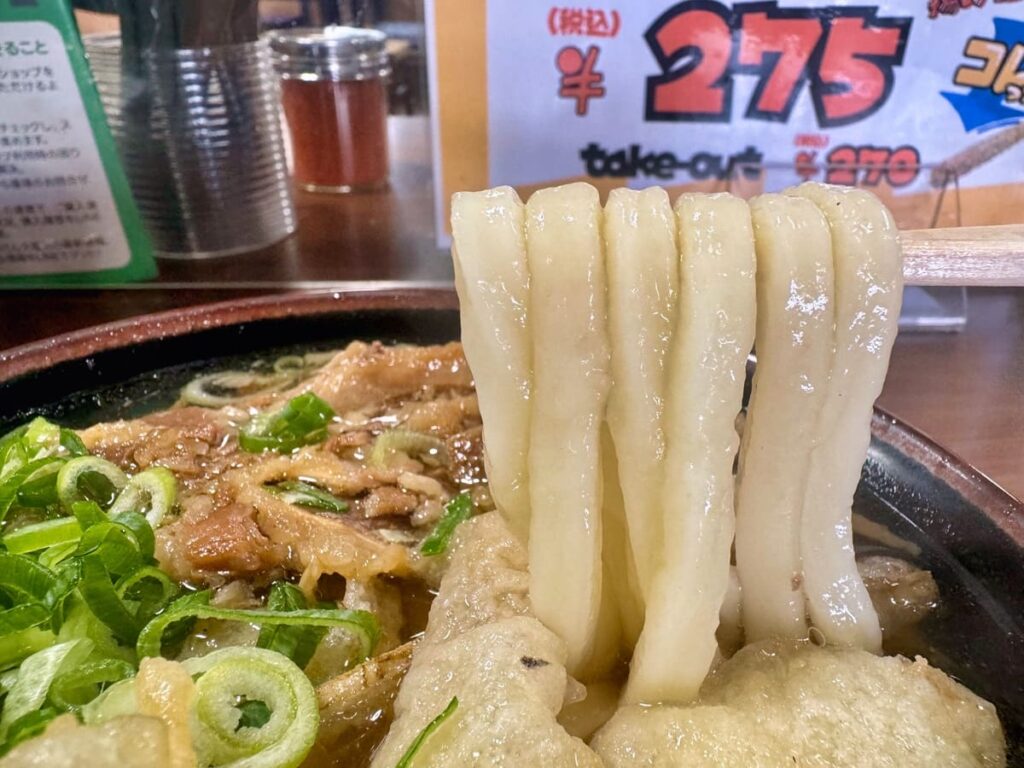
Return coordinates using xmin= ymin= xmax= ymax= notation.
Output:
xmin=0 ymin=0 xmax=154 ymax=283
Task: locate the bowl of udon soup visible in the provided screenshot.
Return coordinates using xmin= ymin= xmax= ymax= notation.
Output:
xmin=0 ymin=183 xmax=1020 ymax=768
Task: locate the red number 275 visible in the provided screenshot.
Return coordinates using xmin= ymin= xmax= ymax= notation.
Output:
xmin=644 ymin=1 xmax=912 ymax=127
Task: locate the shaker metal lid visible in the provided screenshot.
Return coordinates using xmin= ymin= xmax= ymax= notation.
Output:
xmin=267 ymin=26 xmax=390 ymax=80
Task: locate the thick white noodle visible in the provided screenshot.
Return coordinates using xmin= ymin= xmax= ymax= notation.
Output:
xmin=604 ymin=187 xmax=679 ymax=607
xmin=451 ymin=187 xmax=532 ymax=542
xmin=789 ymin=182 xmax=903 ymax=652
xmin=525 ymin=182 xmax=610 ymax=675
xmin=601 ymin=427 xmax=645 ymax=650
xmin=626 ymin=193 xmax=756 ymax=703
xmin=735 ymin=194 xmax=834 ymax=642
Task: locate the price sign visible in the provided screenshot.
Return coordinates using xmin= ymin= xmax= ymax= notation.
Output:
xmin=426 ymin=0 xmax=1024 ymax=244
xmin=644 ymin=3 xmax=910 ymax=126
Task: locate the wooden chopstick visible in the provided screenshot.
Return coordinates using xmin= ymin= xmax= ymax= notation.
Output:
xmin=901 ymin=225 xmax=1024 ymax=287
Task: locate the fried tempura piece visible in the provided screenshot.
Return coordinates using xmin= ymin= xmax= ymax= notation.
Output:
xmin=369 ymin=513 xmax=601 ymax=767
xmin=593 ymin=639 xmax=1006 ymax=768
xmin=0 ymin=716 xmax=171 ymax=768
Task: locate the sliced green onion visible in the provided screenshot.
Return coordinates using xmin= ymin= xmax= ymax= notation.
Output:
xmin=266 ymin=480 xmax=348 ymax=514
xmin=75 ymin=522 xmax=144 ymax=578
xmin=183 ymin=647 xmax=318 ymax=768
xmin=369 ymin=430 xmax=449 ymax=470
xmin=77 ymin=555 xmax=141 ymax=643
xmin=108 ymin=467 xmax=177 ymax=529
xmin=107 ymin=511 xmax=156 ymax=564
xmin=49 ymin=658 xmax=135 ymax=712
xmin=0 ymin=426 xmax=29 ymax=478
xmin=14 ymin=461 xmax=64 ymax=508
xmin=0 ymin=554 xmax=63 ymax=634
xmin=70 ymin=499 xmax=107 ymax=529
xmin=0 ymin=552 xmax=57 ymax=603
xmin=0 ymin=627 xmax=55 ymax=672
xmin=0 ymin=638 xmax=93 ymax=736
xmin=0 ymin=605 xmax=49 ymax=636
xmin=0 ymin=458 xmax=62 ymax=524
xmin=56 ymin=457 xmax=127 ymax=511
xmin=21 ymin=418 xmax=60 ymax=459
xmin=182 ymin=370 xmax=296 ymax=408
xmin=58 ymin=429 xmax=88 ymax=458
xmin=38 ymin=542 xmax=78 ymax=571
xmin=4 ymin=518 xmax=82 ymax=555
xmin=138 ymin=590 xmax=379 ymax=662
xmin=395 ymin=696 xmax=459 ymax=768
xmin=420 ymin=493 xmax=473 ymax=557
xmin=72 ymin=512 xmax=160 ymax=642
xmin=256 ymin=582 xmax=328 ymax=670
xmin=239 ymin=393 xmax=336 ymax=454
xmin=43 ymin=561 xmax=81 ymax=633
xmin=79 ymin=677 xmax=137 ymax=724
xmin=56 ymin=600 xmax=134 ymax=665
xmin=273 ymin=355 xmax=306 ymax=374
xmin=116 ymin=566 xmax=177 ymax=626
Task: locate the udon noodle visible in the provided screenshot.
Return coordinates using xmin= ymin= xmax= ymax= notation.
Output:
xmin=403 ymin=180 xmax=1007 ymax=767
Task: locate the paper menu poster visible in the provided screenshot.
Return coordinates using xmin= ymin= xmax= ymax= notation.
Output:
xmin=0 ymin=0 xmax=154 ymax=283
xmin=426 ymin=0 xmax=1024 ymax=245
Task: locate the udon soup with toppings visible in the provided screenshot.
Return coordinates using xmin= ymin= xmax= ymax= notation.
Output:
xmin=0 ymin=182 xmax=1007 ymax=768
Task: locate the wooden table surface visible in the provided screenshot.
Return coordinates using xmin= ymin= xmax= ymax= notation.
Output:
xmin=0 ymin=117 xmax=1022 ymax=501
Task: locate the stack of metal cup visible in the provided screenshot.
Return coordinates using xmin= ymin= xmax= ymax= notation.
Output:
xmin=85 ymin=0 xmax=295 ymax=258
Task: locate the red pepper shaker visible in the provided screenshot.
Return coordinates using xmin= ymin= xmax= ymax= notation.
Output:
xmin=268 ymin=27 xmax=391 ymax=193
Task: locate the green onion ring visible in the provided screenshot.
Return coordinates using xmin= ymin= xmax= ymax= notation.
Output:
xmin=56 ymin=457 xmax=127 ymax=511
xmin=108 ymin=467 xmax=177 ymax=529
xmin=369 ymin=429 xmax=449 ymax=470
xmin=181 ymin=370 xmax=297 ymax=409
xmin=183 ymin=647 xmax=318 ymax=768
xmin=116 ymin=566 xmax=177 ymax=625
